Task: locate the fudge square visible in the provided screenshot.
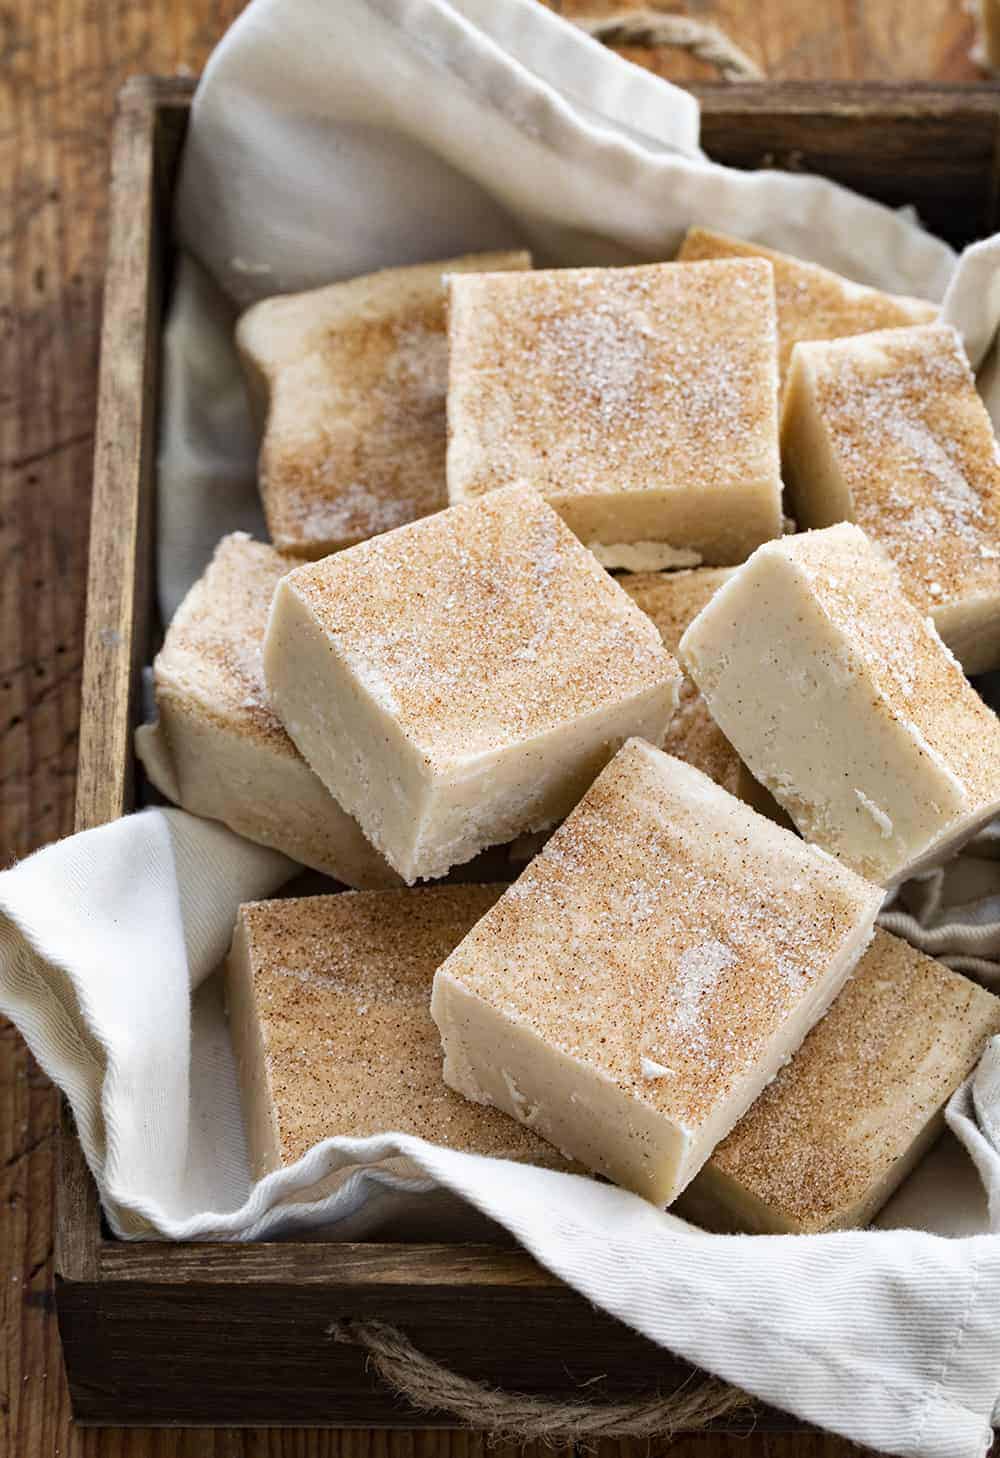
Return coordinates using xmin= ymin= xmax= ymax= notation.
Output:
xmin=678 ymin=226 xmax=936 ymax=388
xmin=431 ymin=739 xmax=882 ymax=1206
xmin=227 ymin=886 xmax=564 ymax=1179
xmin=236 ymin=250 xmax=530 ymax=557
xmin=679 ymin=929 xmax=1000 ymax=1234
xmin=781 ymin=323 xmax=1000 ymax=675
xmin=135 ymin=533 xmax=398 ymax=889
xmin=680 ymin=523 xmax=1000 ymax=888
xmin=446 ymin=260 xmax=783 ymax=567
xmin=264 ymin=485 xmax=680 ymax=883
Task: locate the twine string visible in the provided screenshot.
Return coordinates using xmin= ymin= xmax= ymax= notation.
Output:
xmin=329 ymin=1318 xmax=752 ymax=1440
xmin=573 ymin=8 xmax=764 ymax=82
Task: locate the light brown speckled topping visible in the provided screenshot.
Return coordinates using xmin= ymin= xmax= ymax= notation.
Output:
xmin=783 ymin=524 xmax=1000 ymax=808
xmin=237 ymin=252 xmax=530 ymax=555
xmin=621 ymin=569 xmax=734 ymax=658
xmin=621 ymin=569 xmax=740 ymax=791
xmin=792 ymin=324 xmax=1000 ymax=617
xmin=447 ymin=259 xmax=779 ymax=506
xmin=678 ymin=226 xmax=937 ymax=385
xmin=156 ymin=532 xmax=297 ymax=753
xmin=710 ymin=928 xmax=1000 ymax=1230
xmin=437 ymin=739 xmax=881 ymax=1131
xmin=282 ymin=485 xmax=679 ymax=763
xmin=239 ymin=886 xmax=558 ymax=1165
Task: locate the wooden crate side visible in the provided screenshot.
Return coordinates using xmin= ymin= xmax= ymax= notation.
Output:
xmin=58 ymin=1274 xmax=778 ymax=1429
xmin=74 ymin=76 xmax=164 ymax=835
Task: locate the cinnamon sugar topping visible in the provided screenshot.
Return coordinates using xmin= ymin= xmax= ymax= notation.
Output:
xmin=678 ymin=226 xmax=937 ymax=386
xmin=787 ymin=324 xmax=1000 ymax=621
xmin=237 ymin=251 xmax=530 ymax=556
xmin=283 ymin=485 xmax=677 ymax=763
xmin=701 ymin=929 xmax=1000 ymax=1231
xmin=437 ymin=740 xmax=880 ymax=1134
xmin=234 ymin=887 xmax=560 ymax=1166
xmin=157 ymin=532 xmax=297 ymax=752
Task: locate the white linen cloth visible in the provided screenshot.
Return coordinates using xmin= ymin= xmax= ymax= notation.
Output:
xmin=6 ymin=1 xmax=1000 ymax=1452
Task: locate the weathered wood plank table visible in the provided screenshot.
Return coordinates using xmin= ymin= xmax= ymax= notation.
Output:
xmin=0 ymin=1 xmax=987 ymax=1454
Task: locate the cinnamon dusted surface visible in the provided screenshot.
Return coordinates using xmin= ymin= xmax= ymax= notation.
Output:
xmin=236 ymin=886 xmax=560 ymax=1165
xmin=678 ymin=226 xmax=936 ymax=384
xmin=283 ymin=485 xmax=677 ymax=765
xmin=445 ymin=259 xmax=781 ymax=555
xmin=237 ymin=250 xmax=530 ymax=554
xmin=788 ymin=323 xmax=1000 ymax=620
xmin=153 ymin=531 xmax=296 ymax=752
xmin=703 ymin=929 xmax=1000 ymax=1232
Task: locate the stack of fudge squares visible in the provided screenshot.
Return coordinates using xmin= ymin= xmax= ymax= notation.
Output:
xmin=137 ymin=230 xmax=1000 ymax=1231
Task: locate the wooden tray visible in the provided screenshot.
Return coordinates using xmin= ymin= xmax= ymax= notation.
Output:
xmin=60 ymin=73 xmax=1000 ymax=1428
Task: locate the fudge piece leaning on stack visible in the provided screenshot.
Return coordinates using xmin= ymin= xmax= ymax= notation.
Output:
xmin=237 ymin=250 xmax=531 ymax=557
xmin=432 ymin=739 xmax=883 ymax=1206
xmin=680 ymin=524 xmax=1000 ymax=888
xmin=136 ymin=532 xmax=399 ymax=888
xmin=228 ymin=885 xmax=571 ymax=1179
xmin=780 ymin=323 xmax=1000 ymax=674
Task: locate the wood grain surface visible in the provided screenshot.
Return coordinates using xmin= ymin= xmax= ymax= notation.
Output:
xmin=0 ymin=1 xmax=985 ymax=1455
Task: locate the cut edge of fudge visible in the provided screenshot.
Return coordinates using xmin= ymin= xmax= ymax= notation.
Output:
xmin=679 ymin=523 xmax=1000 ymax=886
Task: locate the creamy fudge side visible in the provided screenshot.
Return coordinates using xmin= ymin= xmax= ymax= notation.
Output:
xmin=679 ymin=929 xmax=1000 ymax=1233
xmin=264 ymin=485 xmax=680 ymax=884
xmin=781 ymin=324 xmax=1000 ymax=674
xmin=680 ymin=523 xmax=1000 ymax=887
xmin=677 ymin=226 xmax=937 ymax=389
xmin=135 ymin=533 xmax=398 ymax=888
xmin=236 ymin=250 xmax=530 ymax=557
xmin=227 ymin=886 xmax=565 ymax=1178
xmin=431 ymin=739 xmax=882 ymax=1206
xmin=446 ymin=260 xmax=783 ymax=566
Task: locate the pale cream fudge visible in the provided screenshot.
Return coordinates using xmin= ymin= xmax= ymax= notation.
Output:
xmin=227 ymin=886 xmax=564 ymax=1178
xmin=236 ymin=250 xmax=530 ymax=557
xmin=781 ymin=324 xmax=1000 ymax=674
xmin=680 ymin=523 xmax=1000 ymax=887
xmin=446 ymin=260 xmax=783 ymax=566
xmin=679 ymin=929 xmax=1000 ymax=1234
xmin=136 ymin=533 xmax=398 ymax=889
xmin=264 ymin=485 xmax=681 ymax=884
xmin=677 ymin=226 xmax=937 ymax=389
xmin=621 ymin=569 xmax=789 ymax=821
xmin=620 ymin=569 xmax=741 ymax=795
xmin=432 ymin=739 xmax=883 ymax=1206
